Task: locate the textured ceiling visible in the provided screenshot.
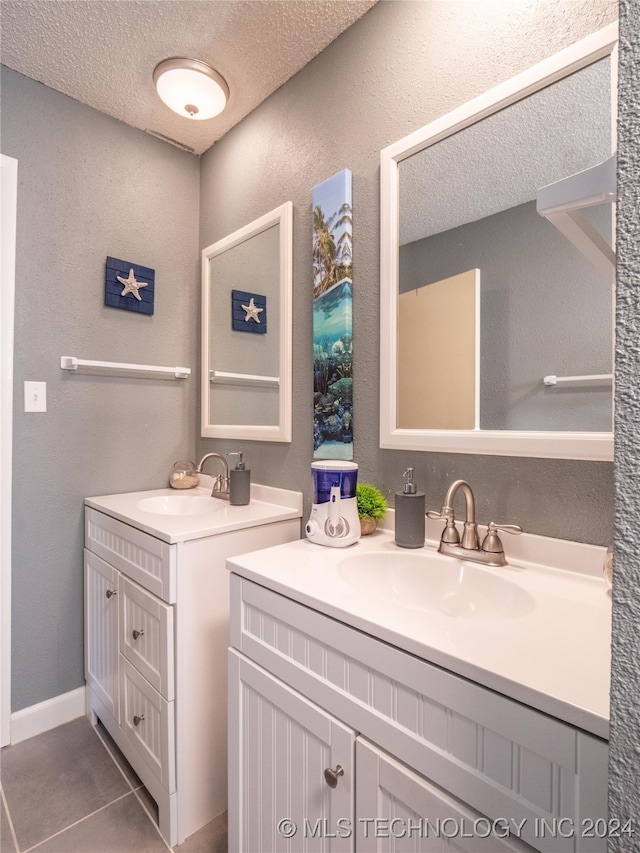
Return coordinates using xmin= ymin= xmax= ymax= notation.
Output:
xmin=0 ymin=0 xmax=377 ymax=155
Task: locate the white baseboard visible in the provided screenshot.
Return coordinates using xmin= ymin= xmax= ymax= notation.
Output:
xmin=10 ymin=686 xmax=86 ymax=745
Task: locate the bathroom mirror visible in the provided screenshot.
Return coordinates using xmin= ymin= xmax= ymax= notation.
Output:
xmin=380 ymin=24 xmax=617 ymax=460
xmin=201 ymin=202 xmax=292 ymax=441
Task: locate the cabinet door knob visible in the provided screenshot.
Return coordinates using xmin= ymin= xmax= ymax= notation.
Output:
xmin=132 ymin=629 xmax=144 ymax=640
xmin=324 ymin=765 xmax=344 ymax=788
xmin=105 ymin=589 xmax=117 ymax=599
xmin=133 ymin=714 xmax=145 ymax=727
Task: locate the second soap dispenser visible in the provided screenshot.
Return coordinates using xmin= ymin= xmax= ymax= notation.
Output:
xmin=228 ymin=451 xmax=251 ymax=506
xmin=395 ymin=468 xmax=425 ymax=548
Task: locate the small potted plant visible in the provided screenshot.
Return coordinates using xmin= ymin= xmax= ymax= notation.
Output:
xmin=356 ymin=482 xmax=388 ymax=535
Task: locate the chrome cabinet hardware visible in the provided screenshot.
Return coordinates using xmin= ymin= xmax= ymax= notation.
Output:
xmin=105 ymin=589 xmax=117 ymax=599
xmin=324 ymin=765 xmax=344 ymax=788
xmin=133 ymin=714 xmax=145 ymax=727
xmin=132 ymin=629 xmax=144 ymax=640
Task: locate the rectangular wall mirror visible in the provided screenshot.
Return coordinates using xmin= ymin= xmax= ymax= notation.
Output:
xmin=380 ymin=24 xmax=617 ymax=461
xmin=201 ymin=202 xmax=293 ymax=441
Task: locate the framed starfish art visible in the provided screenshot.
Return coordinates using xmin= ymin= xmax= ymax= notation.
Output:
xmin=105 ymin=256 xmax=155 ymax=315
xmin=231 ymin=289 xmax=267 ymax=334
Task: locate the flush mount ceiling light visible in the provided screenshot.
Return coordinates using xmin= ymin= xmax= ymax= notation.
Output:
xmin=153 ymin=58 xmax=229 ymax=120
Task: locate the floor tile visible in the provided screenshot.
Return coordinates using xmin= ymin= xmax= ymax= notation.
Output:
xmin=33 ymin=792 xmax=170 ymax=852
xmin=175 ymin=811 xmax=227 ymax=853
xmin=94 ymin=719 xmax=143 ymax=789
xmin=1 ymin=792 xmax=17 ymax=853
xmin=135 ymin=785 xmax=160 ymax=825
xmin=0 ymin=717 xmax=130 ymax=851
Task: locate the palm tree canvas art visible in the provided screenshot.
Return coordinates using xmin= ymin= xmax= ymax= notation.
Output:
xmin=312 ymin=169 xmax=353 ymax=459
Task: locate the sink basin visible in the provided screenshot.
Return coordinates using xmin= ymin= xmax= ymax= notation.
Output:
xmin=338 ymin=551 xmax=536 ymax=620
xmin=135 ymin=495 xmax=224 ymax=516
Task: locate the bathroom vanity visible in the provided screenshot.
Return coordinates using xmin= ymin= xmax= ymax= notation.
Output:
xmin=228 ymin=524 xmax=611 ymax=852
xmin=83 ymin=481 xmax=302 ymax=847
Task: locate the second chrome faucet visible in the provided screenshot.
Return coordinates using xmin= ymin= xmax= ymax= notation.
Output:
xmin=197 ymin=452 xmax=230 ymax=500
xmin=427 ymin=479 xmax=522 ymax=567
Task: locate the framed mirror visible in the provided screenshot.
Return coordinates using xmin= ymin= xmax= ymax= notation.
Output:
xmin=380 ymin=24 xmax=617 ymax=461
xmin=201 ymin=202 xmax=293 ymax=441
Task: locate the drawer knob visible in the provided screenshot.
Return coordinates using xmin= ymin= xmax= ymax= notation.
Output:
xmin=324 ymin=765 xmax=344 ymax=788
xmin=132 ymin=629 xmax=144 ymax=640
xmin=105 ymin=589 xmax=117 ymax=599
xmin=133 ymin=714 xmax=145 ymax=727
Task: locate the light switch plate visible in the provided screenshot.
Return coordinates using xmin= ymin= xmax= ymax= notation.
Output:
xmin=24 ymin=381 xmax=46 ymax=412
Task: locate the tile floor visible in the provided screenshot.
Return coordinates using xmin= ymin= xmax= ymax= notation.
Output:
xmin=0 ymin=717 xmax=227 ymax=853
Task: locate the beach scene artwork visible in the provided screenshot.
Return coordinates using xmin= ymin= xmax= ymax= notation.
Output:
xmin=312 ymin=169 xmax=353 ymax=459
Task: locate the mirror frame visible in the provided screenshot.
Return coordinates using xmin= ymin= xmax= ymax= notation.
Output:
xmin=380 ymin=23 xmax=617 ymax=461
xmin=201 ymin=201 xmax=293 ymax=442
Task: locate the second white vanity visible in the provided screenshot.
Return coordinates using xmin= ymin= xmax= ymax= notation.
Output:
xmin=227 ymin=522 xmax=612 ymax=853
xmin=83 ymin=480 xmax=302 ymax=847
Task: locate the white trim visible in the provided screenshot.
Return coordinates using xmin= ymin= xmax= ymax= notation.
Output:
xmin=201 ymin=201 xmax=293 ymax=442
xmin=10 ymin=686 xmax=86 ymax=745
xmin=380 ymin=23 xmax=617 ymax=461
xmin=1 ymin=153 xmax=17 ymax=747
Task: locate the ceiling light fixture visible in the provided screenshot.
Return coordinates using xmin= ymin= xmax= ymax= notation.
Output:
xmin=153 ymin=58 xmax=229 ymax=120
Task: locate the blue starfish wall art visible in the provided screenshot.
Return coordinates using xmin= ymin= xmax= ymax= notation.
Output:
xmin=232 ymin=290 xmax=267 ymax=334
xmin=105 ymin=256 xmax=155 ymax=315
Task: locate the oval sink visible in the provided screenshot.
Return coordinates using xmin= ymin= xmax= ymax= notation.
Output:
xmin=136 ymin=495 xmax=224 ymax=516
xmin=338 ymin=551 xmax=535 ymax=620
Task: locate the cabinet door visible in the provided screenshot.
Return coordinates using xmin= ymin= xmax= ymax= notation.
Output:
xmin=356 ymin=739 xmax=533 ymax=853
xmin=84 ymin=549 xmax=119 ymax=722
xmin=229 ymin=650 xmax=355 ymax=853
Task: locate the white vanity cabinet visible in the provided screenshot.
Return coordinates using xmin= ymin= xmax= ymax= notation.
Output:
xmin=229 ymin=575 xmax=608 ymax=853
xmin=84 ymin=503 xmax=301 ymax=847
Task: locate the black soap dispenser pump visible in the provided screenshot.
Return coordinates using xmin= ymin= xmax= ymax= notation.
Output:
xmin=395 ymin=468 xmax=425 ymax=549
xmin=228 ymin=451 xmax=251 ymax=506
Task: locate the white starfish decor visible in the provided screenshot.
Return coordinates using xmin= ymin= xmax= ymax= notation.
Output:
xmin=117 ymin=268 xmax=148 ymax=301
xmin=241 ymin=297 xmax=263 ymax=323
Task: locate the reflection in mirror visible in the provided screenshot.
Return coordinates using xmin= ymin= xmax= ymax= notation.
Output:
xmin=398 ymin=269 xmax=479 ymax=429
xmin=201 ymin=202 xmax=292 ymax=441
xmin=380 ymin=24 xmax=616 ymax=460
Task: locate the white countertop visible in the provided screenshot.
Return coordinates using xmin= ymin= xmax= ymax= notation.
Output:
xmin=227 ymin=521 xmax=612 ymax=739
xmin=85 ymin=480 xmax=302 ymax=543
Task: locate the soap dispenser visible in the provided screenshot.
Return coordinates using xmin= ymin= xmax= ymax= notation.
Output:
xmin=228 ymin=451 xmax=251 ymax=506
xmin=395 ymin=468 xmax=425 ymax=549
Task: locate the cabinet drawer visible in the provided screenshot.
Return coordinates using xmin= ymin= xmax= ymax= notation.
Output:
xmin=120 ymin=576 xmax=174 ymax=701
xmin=85 ymin=507 xmax=176 ymax=603
xmin=231 ymin=576 xmax=608 ymax=853
xmin=121 ymin=657 xmax=175 ymax=793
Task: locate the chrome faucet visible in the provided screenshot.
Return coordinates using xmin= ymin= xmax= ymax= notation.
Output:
xmin=196 ymin=452 xmax=230 ymax=500
xmin=427 ymin=479 xmax=522 ymax=567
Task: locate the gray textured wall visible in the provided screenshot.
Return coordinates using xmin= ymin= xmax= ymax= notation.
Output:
xmin=1 ymin=68 xmax=200 ymax=711
xmin=609 ymin=0 xmax=640 ymax=838
xmin=400 ymin=202 xmax=613 ymax=432
xmin=198 ymin=0 xmax=616 ymax=546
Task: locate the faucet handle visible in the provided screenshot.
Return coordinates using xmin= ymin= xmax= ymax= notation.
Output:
xmin=426 ymin=505 xmax=455 ymax=521
xmin=426 ymin=509 xmax=445 ymax=520
xmin=488 ymin=522 xmax=523 ymax=535
xmin=481 ymin=521 xmax=523 ymax=554
xmin=426 ymin=507 xmax=459 ymax=544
